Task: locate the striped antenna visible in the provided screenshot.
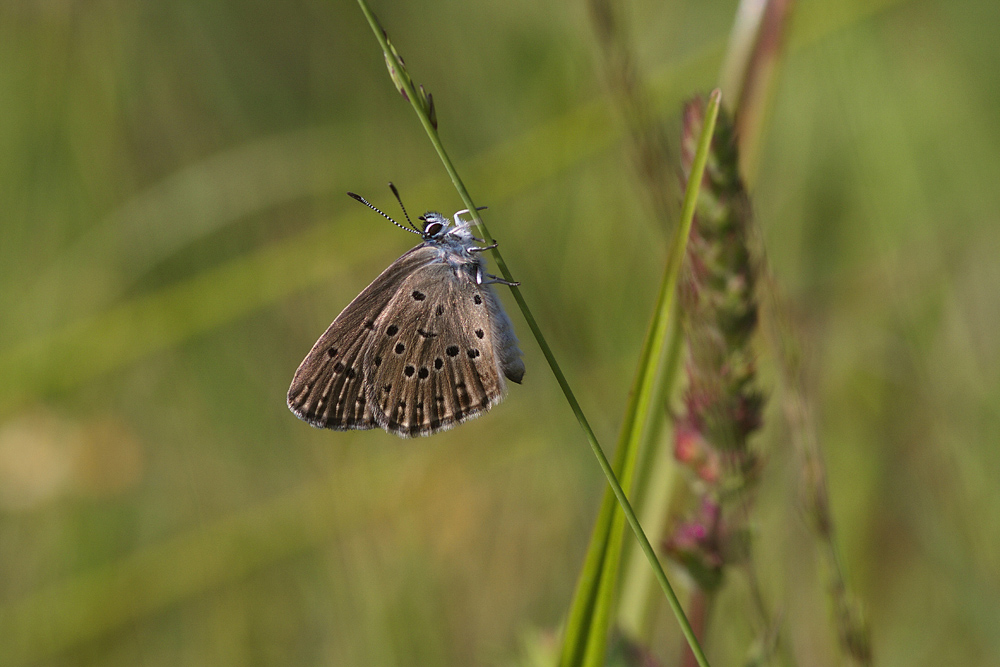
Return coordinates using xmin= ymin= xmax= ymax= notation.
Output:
xmin=388 ymin=182 xmax=421 ymax=232
xmin=347 ymin=192 xmax=420 ymax=235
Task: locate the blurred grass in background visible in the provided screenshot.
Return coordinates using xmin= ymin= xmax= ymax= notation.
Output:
xmin=1 ymin=0 xmax=999 ymax=665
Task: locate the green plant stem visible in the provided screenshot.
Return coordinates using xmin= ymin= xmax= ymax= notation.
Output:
xmin=616 ymin=303 xmax=686 ymax=640
xmin=356 ymin=3 xmax=720 ymax=664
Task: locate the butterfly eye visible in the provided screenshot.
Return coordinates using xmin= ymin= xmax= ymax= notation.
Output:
xmin=424 ymin=221 xmax=444 ymax=237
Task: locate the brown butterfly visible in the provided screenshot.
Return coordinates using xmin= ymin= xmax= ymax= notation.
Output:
xmin=287 ymin=186 xmax=523 ymax=437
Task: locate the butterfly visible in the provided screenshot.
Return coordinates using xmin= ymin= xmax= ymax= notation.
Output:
xmin=287 ymin=185 xmax=524 ymax=437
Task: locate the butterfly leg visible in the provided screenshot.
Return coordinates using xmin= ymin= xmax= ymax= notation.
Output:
xmin=469 ymin=242 xmax=499 ymax=253
xmin=486 ymin=276 xmax=520 ymax=287
xmin=453 ymin=206 xmax=490 ymax=230
xmin=484 ymin=273 xmax=520 ymax=287
xmin=473 ymin=264 xmax=520 ymax=286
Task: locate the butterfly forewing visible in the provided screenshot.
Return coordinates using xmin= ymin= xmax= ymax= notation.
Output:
xmin=287 ymin=247 xmax=432 ymax=429
xmin=364 ymin=260 xmax=507 ymax=437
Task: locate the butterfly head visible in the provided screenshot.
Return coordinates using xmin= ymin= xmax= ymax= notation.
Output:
xmin=417 ymin=212 xmax=450 ymax=239
xmin=417 ymin=210 xmax=481 ymax=244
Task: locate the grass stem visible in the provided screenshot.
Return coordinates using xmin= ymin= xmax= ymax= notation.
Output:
xmin=355 ymin=3 xmax=720 ymax=663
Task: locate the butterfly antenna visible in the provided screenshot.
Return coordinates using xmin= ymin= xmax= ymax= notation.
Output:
xmin=388 ymin=182 xmax=421 ymax=232
xmin=347 ymin=192 xmax=420 ymax=235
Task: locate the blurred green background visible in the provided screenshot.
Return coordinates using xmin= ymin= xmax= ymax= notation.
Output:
xmin=2 ymin=0 xmax=999 ymax=665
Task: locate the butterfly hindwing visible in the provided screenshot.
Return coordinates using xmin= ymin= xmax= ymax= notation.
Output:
xmin=364 ymin=261 xmax=507 ymax=437
xmin=287 ymin=246 xmax=433 ymax=429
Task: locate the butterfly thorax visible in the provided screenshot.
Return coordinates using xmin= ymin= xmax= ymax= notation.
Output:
xmin=419 ymin=211 xmax=485 ymax=282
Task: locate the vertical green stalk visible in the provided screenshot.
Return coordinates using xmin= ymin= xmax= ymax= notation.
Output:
xmin=615 ymin=303 xmax=686 ymax=641
xmin=354 ymin=3 xmax=720 ymax=664
xmin=558 ymin=90 xmax=721 ymax=667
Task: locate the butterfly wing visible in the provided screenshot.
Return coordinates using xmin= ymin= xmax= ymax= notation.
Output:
xmin=287 ymin=246 xmax=433 ymax=430
xmin=363 ymin=260 xmax=514 ymax=437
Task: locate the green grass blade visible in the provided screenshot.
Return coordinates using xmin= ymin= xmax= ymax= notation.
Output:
xmin=560 ymin=92 xmax=722 ymax=667
xmin=355 ymin=1 xmax=719 ymax=663
xmin=613 ymin=305 xmax=686 ymax=642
